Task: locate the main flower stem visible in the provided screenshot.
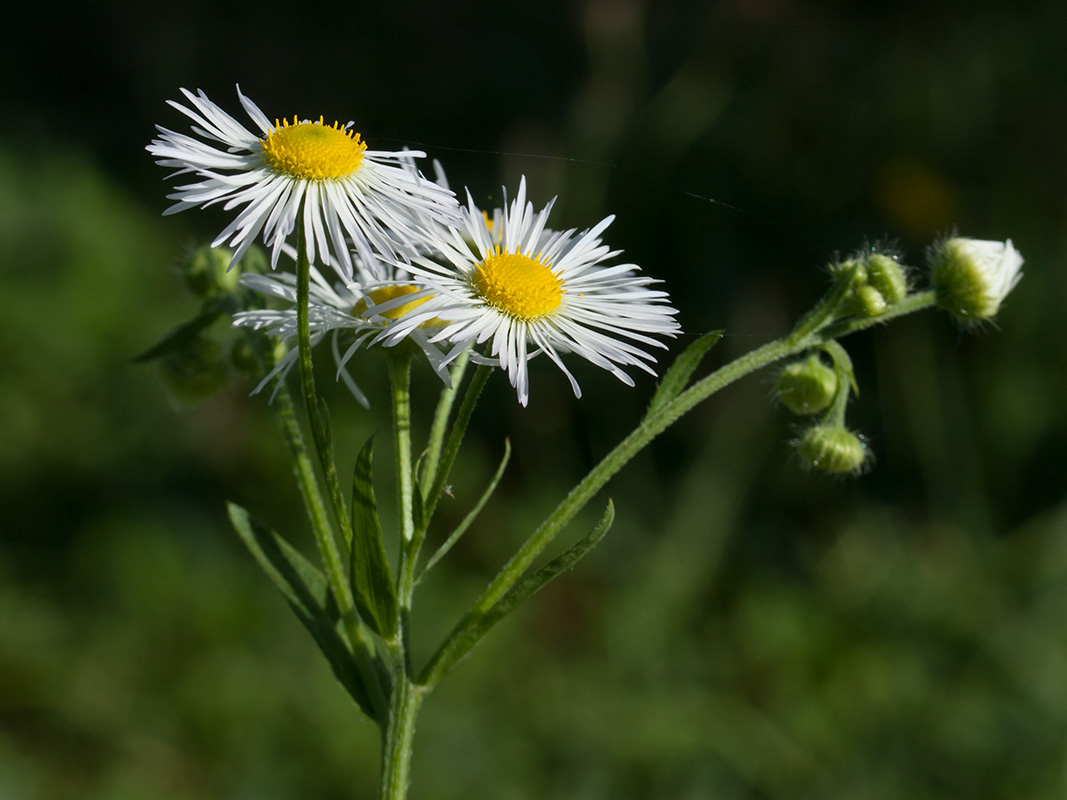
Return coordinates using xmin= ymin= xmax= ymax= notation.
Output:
xmin=381 ymin=352 xmax=424 ymax=800
xmin=379 ymin=673 xmax=425 ymax=800
xmin=421 ymin=290 xmax=937 ymax=685
xmin=291 ymin=221 xmax=387 ymax=718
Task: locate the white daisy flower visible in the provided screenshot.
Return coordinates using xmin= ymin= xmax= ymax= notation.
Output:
xmin=233 ymin=260 xmax=451 ymax=405
xmin=147 ymin=86 xmax=460 ymax=280
xmin=929 ymin=236 xmax=1024 ymax=322
xmin=379 ymin=177 xmax=681 ymax=406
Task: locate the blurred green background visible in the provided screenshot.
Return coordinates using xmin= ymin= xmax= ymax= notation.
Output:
xmin=3 ymin=1 xmax=1067 ymax=798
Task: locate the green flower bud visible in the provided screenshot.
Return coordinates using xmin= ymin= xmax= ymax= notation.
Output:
xmin=796 ymin=425 xmax=870 ymax=474
xmin=866 ymin=253 xmax=909 ymax=304
xmin=184 ymin=245 xmax=241 ymax=298
xmin=160 ymin=335 xmax=228 ymax=405
xmin=856 ymin=284 xmax=887 ymax=317
xmin=929 ymin=237 xmax=1023 ymax=322
xmin=829 ymin=257 xmax=864 ymax=282
xmin=230 ymin=337 xmax=261 ymax=376
xmin=774 ymin=355 xmax=838 ymax=415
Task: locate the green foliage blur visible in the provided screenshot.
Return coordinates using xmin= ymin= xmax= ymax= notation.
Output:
xmin=3 ymin=1 xmax=1066 ymax=798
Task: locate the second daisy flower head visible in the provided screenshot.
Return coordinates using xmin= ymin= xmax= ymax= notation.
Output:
xmin=380 ymin=177 xmax=682 ymax=406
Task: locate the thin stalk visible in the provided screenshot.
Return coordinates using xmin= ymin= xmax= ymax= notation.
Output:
xmin=294 ymin=223 xmax=357 ymax=605
xmin=294 ymin=228 xmax=356 ymax=552
xmin=389 ymin=352 xmax=421 ymax=664
xmin=820 ymin=339 xmax=854 ymax=427
xmin=389 ymin=353 xmax=416 ymax=546
xmin=421 ymin=364 xmax=492 ymax=532
xmin=420 ymin=291 xmax=938 ymax=686
xmin=378 ymin=676 xmax=425 ymax=800
xmin=420 ymin=350 xmax=471 ymax=490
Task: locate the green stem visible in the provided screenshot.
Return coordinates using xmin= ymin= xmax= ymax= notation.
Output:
xmin=251 ymin=336 xmax=388 ymax=721
xmin=389 ymin=353 xmax=416 ymax=547
xmin=820 ymin=339 xmax=854 ymax=427
xmin=378 ymin=676 xmax=425 ymax=800
xmin=388 ymin=352 xmax=421 ymax=667
xmin=420 ymin=350 xmax=471 ymax=490
xmin=296 ymin=227 xmax=358 ymax=550
xmin=420 ymin=290 xmax=938 ymax=686
xmin=421 ymin=364 xmax=492 ymax=533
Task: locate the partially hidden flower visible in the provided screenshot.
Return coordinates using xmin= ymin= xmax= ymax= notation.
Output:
xmin=147 ymin=86 xmax=460 ymax=279
xmin=929 ymin=237 xmax=1023 ymax=322
xmin=378 ymin=177 xmax=681 ymax=406
xmin=232 ymin=259 xmax=452 ymax=405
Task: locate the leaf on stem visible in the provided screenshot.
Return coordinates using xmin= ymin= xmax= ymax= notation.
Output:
xmin=317 ymin=394 xmax=335 ymax=461
xmin=226 ymin=502 xmax=383 ymax=721
xmin=418 ymin=438 xmax=512 ymax=582
xmin=350 ymin=435 xmax=399 ymax=638
xmin=646 ymin=331 xmax=723 ymax=417
xmin=133 ymin=304 xmax=222 ymax=363
xmin=423 ymin=500 xmax=615 ymax=685
xmin=422 ymin=364 xmax=492 ymax=532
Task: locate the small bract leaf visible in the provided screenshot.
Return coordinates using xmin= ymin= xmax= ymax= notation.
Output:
xmin=647 ymin=331 xmax=723 ymax=417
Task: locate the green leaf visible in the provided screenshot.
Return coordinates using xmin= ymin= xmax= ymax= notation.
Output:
xmin=412 ymin=474 xmax=427 ymax=535
xmin=317 ymin=394 xmax=335 ymax=456
xmin=133 ymin=305 xmax=222 ymax=363
xmin=419 ymin=438 xmax=511 ymax=581
xmin=647 ymin=331 xmax=723 ymax=417
xmin=423 ymin=500 xmax=614 ymax=685
xmin=423 ymin=364 xmax=492 ymax=531
xmin=226 ymin=502 xmax=383 ymax=721
xmin=350 ymin=436 xmax=399 ymax=637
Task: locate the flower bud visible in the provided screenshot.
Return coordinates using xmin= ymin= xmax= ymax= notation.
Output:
xmin=796 ymin=425 xmax=869 ymax=474
xmin=774 ymin=355 xmax=838 ymax=415
xmin=230 ymin=337 xmax=261 ymax=375
xmin=184 ymin=245 xmax=241 ymax=298
xmin=866 ymin=253 xmax=909 ymax=304
xmin=929 ymin=237 xmax=1023 ymax=321
xmin=160 ymin=335 xmax=228 ymax=405
xmin=856 ymin=284 xmax=887 ymax=317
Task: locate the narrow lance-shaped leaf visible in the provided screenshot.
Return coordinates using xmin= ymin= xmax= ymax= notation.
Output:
xmin=133 ymin=305 xmax=222 ymax=363
xmin=646 ymin=331 xmax=723 ymax=417
xmin=422 ymin=500 xmax=615 ymax=686
xmin=350 ymin=435 xmax=399 ymax=638
xmin=226 ymin=502 xmax=386 ymax=722
xmin=419 ymin=438 xmax=512 ymax=582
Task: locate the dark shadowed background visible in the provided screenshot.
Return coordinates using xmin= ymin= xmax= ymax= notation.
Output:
xmin=2 ymin=1 xmax=1067 ymax=798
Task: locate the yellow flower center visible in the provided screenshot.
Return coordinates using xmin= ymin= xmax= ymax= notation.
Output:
xmin=353 ymin=285 xmax=428 ymax=321
xmin=260 ymin=116 xmax=367 ymax=180
xmin=472 ymin=248 xmax=563 ymax=320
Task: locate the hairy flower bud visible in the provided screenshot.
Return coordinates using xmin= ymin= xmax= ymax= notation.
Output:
xmin=796 ymin=425 xmax=869 ymax=474
xmin=930 ymin=237 xmax=1023 ymax=322
xmin=774 ymin=355 xmax=838 ymax=415
xmin=856 ymin=284 xmax=887 ymax=317
xmin=185 ymin=245 xmax=241 ymax=298
xmin=866 ymin=253 xmax=909 ymax=304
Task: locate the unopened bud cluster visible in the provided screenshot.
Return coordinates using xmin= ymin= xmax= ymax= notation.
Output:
xmin=831 ymin=249 xmax=910 ymax=319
